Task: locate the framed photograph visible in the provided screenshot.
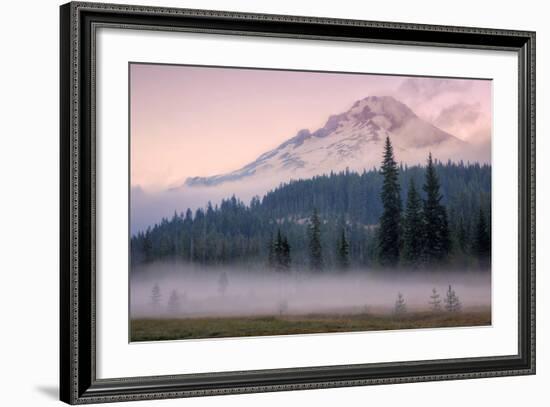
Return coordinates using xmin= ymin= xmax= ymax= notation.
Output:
xmin=60 ymin=1 xmax=535 ymax=404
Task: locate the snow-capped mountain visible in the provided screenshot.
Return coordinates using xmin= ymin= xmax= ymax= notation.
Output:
xmin=184 ymin=96 xmax=466 ymax=188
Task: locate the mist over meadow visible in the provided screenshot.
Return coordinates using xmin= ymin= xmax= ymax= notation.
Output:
xmin=130 ymin=261 xmax=491 ymax=319
xmin=128 ymin=140 xmax=493 ymax=341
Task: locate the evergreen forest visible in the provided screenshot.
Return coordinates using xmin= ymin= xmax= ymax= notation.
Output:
xmin=131 ymin=137 xmax=491 ymax=272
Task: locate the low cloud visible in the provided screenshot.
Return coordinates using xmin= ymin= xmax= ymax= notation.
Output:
xmin=434 ymin=103 xmax=481 ymax=128
xmin=398 ymin=77 xmax=473 ymax=100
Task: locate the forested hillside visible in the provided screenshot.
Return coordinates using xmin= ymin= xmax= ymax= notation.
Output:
xmin=131 ymin=160 xmax=491 ymax=271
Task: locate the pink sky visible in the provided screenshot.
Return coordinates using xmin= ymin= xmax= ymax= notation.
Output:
xmin=130 ymin=63 xmax=492 ymax=190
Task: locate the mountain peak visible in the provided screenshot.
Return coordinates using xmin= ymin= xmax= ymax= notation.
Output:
xmin=349 ymin=95 xmax=416 ymax=126
xmin=309 ymin=96 xmax=417 ymax=141
xmin=184 ymin=96 xmax=465 ymax=188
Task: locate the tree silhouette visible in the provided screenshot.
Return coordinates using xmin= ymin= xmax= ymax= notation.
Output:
xmin=143 ymin=228 xmax=153 ymax=262
xmin=281 ymin=236 xmax=292 ymax=270
xmin=378 ymin=137 xmax=401 ymax=267
xmin=150 ymin=283 xmax=161 ymax=312
xmin=429 ymin=288 xmax=442 ymax=312
xmin=281 ymin=236 xmax=291 ymax=270
xmin=337 ymin=228 xmax=350 ymax=270
xmin=309 ymin=208 xmax=323 ymax=271
xmin=267 ymin=232 xmax=276 ymax=268
xmin=167 ymin=289 xmax=181 ymax=314
xmin=473 ymin=207 xmax=491 ymax=268
xmin=394 ymin=292 xmax=407 ymax=315
xmin=271 ymin=229 xmax=291 ymax=271
xmin=444 ymin=285 xmax=462 ymax=312
xmin=422 ymin=153 xmax=450 ymax=265
xmin=402 ymin=178 xmax=423 ymax=268
xmin=456 ymin=215 xmax=468 ymax=254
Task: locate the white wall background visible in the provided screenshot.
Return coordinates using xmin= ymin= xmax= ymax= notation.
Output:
xmin=0 ymin=0 xmax=546 ymax=406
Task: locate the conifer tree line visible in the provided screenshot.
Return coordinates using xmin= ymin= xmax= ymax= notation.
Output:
xmin=131 ymin=138 xmax=491 ymax=272
xmin=268 ymin=230 xmax=291 ymax=271
xmin=379 ymin=137 xmax=451 ymax=268
xmin=377 ymin=137 xmax=489 ymax=268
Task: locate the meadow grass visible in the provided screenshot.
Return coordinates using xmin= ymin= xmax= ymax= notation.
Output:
xmin=130 ymin=309 xmax=491 ymax=341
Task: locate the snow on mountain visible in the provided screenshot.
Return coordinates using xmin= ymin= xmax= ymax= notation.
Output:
xmin=183 ymin=96 xmax=466 ymax=189
xmin=131 ymin=96 xmax=477 ymax=233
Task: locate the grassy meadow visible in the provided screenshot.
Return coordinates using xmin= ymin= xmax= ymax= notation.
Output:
xmin=130 ymin=308 xmax=491 ymax=342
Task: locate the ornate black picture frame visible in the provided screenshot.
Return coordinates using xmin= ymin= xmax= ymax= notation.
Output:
xmin=60 ymin=1 xmax=535 ymax=404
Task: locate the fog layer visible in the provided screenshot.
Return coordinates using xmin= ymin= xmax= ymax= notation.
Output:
xmin=130 ymin=262 xmax=491 ymax=319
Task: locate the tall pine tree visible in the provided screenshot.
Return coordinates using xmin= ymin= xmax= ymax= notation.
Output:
xmin=421 ymin=153 xmax=450 ymax=265
xmin=272 ymin=229 xmax=292 ymax=271
xmin=402 ymin=178 xmax=423 ymax=268
xmin=456 ymin=215 xmax=468 ymax=254
xmin=143 ymin=228 xmax=153 ymax=263
xmin=378 ymin=137 xmax=401 ymax=267
xmin=267 ymin=232 xmax=276 ymax=268
xmin=280 ymin=236 xmax=291 ymax=270
xmin=337 ymin=228 xmax=350 ymax=270
xmin=473 ymin=207 xmax=491 ymax=268
xmin=309 ymin=208 xmax=324 ymax=271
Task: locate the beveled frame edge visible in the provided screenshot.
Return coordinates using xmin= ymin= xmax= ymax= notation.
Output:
xmin=60 ymin=1 xmax=536 ymax=404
